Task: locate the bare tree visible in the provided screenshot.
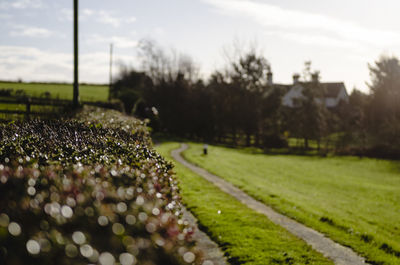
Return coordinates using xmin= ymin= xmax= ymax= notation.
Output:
xmin=137 ymin=39 xmax=200 ymax=85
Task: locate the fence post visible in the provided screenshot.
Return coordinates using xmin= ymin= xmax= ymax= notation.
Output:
xmin=73 ymin=0 xmax=80 ymax=107
xmin=26 ymin=98 xmax=31 ymax=120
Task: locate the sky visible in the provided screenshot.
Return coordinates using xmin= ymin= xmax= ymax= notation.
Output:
xmin=1 ymin=0 xmax=400 ymax=92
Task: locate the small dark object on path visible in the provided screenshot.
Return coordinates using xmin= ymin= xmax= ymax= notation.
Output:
xmin=203 ymin=144 xmax=208 ymax=155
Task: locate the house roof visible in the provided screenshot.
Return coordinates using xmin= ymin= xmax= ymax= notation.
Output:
xmin=321 ymin=82 xmax=345 ymax=98
xmin=273 ymin=84 xmax=291 ymax=92
xmin=274 ymin=82 xmax=346 ymax=98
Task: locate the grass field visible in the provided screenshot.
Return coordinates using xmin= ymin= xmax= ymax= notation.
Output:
xmin=182 ymin=143 xmax=400 ymax=264
xmin=0 ymin=81 xmax=109 ymax=101
xmin=0 ymin=81 xmax=109 ymax=120
xmin=157 ymin=142 xmax=333 ymax=265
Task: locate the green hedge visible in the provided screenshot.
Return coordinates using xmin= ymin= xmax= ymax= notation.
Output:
xmin=0 ymin=109 xmax=201 ymax=265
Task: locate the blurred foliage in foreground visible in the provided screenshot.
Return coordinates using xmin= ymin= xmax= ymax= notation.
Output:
xmin=0 ymin=107 xmax=202 ymax=265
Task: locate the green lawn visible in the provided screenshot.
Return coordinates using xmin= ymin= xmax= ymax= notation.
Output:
xmin=182 ymin=143 xmax=400 ymax=265
xmin=156 ymin=142 xmax=333 ymax=265
xmin=0 ymin=81 xmax=109 ymax=102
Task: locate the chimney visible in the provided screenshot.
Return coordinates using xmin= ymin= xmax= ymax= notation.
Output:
xmin=293 ymin=73 xmax=300 ymax=85
xmin=267 ymin=71 xmax=273 ymax=86
xmin=312 ymin=72 xmax=319 ymax=83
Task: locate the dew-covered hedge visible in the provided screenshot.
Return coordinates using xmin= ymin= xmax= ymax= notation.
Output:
xmin=0 ymin=108 xmax=202 ymax=265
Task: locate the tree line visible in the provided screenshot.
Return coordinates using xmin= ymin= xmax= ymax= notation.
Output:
xmin=110 ymin=41 xmax=400 ymax=158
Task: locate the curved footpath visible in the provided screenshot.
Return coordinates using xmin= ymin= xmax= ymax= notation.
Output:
xmin=172 ymin=143 xmax=369 ymax=265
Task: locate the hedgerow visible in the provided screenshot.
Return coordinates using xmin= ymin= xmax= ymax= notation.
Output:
xmin=0 ymin=108 xmax=202 ymax=265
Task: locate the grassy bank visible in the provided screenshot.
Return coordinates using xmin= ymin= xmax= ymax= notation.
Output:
xmin=182 ymin=143 xmax=400 ymax=264
xmin=157 ymin=142 xmax=333 ymax=265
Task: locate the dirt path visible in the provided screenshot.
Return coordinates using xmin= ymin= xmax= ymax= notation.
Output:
xmin=172 ymin=143 xmax=369 ymax=265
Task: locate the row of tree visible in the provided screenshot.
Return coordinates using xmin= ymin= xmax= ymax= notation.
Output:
xmin=111 ymin=40 xmax=400 ymax=158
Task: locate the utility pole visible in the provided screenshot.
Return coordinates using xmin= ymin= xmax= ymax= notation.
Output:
xmin=73 ymin=0 xmax=79 ymax=106
xmin=109 ymin=43 xmax=113 ymax=100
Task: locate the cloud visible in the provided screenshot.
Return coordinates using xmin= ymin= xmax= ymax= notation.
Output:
xmin=85 ymin=34 xmax=138 ymax=49
xmin=0 ymin=45 xmax=136 ymax=83
xmin=95 ymin=11 xmax=137 ymax=27
xmin=0 ymin=0 xmax=44 ymax=9
xmin=64 ymin=8 xmax=138 ymax=27
xmin=125 ymin=17 xmax=137 ymax=24
xmin=96 ymin=10 xmax=122 ymax=27
xmin=58 ymin=8 xmax=137 ymax=27
xmin=82 ymin=9 xmax=94 ymax=17
xmin=0 ymin=46 xmax=71 ymax=81
xmin=58 ymin=8 xmax=72 ymax=22
xmin=202 ymin=0 xmax=400 ymax=48
xmin=0 ymin=14 xmax=12 ymax=20
xmin=10 ymin=25 xmax=54 ymax=38
xmin=266 ymin=31 xmax=359 ymax=50
xmin=153 ymin=27 xmax=166 ymax=37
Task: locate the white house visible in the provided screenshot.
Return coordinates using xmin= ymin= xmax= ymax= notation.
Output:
xmin=267 ymin=73 xmax=349 ymax=108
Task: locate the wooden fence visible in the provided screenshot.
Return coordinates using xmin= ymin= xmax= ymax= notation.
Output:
xmin=0 ymin=96 xmax=122 ymax=120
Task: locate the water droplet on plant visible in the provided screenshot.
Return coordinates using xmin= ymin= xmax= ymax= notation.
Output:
xmin=136 ymin=196 xmax=144 ymax=206
xmin=152 ymin=208 xmax=160 ymax=216
xmin=0 ymin=213 xmax=10 ymax=227
xmin=119 ymin=252 xmax=136 ymax=265
xmin=112 ymin=223 xmax=125 ymax=235
xmin=26 ymin=240 xmax=40 ymax=255
xmin=183 ymin=252 xmax=195 ymax=263
xmin=39 ymin=238 xmax=51 ymax=252
xmin=27 ymin=187 xmax=36 ymax=196
xmin=117 ymin=202 xmax=127 ymax=213
xmin=98 ymin=216 xmax=109 ymax=226
xmin=28 ymin=178 xmax=36 ymax=186
xmin=125 ymin=215 xmax=136 ymax=225
xmin=8 ymin=222 xmax=21 ymax=236
xmin=85 ymin=207 xmax=94 ymax=217
xmin=155 ymin=238 xmax=165 ymax=246
xmin=0 ymin=175 xmax=7 ymax=184
xmin=80 ymin=244 xmax=93 ymax=258
xmin=65 ymin=244 xmax=78 ymax=257
xmin=66 ymin=197 xmax=76 ymax=207
xmin=138 ymin=212 xmax=147 ymax=222
xmin=61 ymin=205 xmax=73 ymax=218
xmin=99 ymin=252 xmax=115 ymax=265
xmin=146 ymin=223 xmax=156 ymax=233
xmin=72 ymin=231 xmax=86 ymax=245
xmin=88 ymin=249 xmax=99 ymax=263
